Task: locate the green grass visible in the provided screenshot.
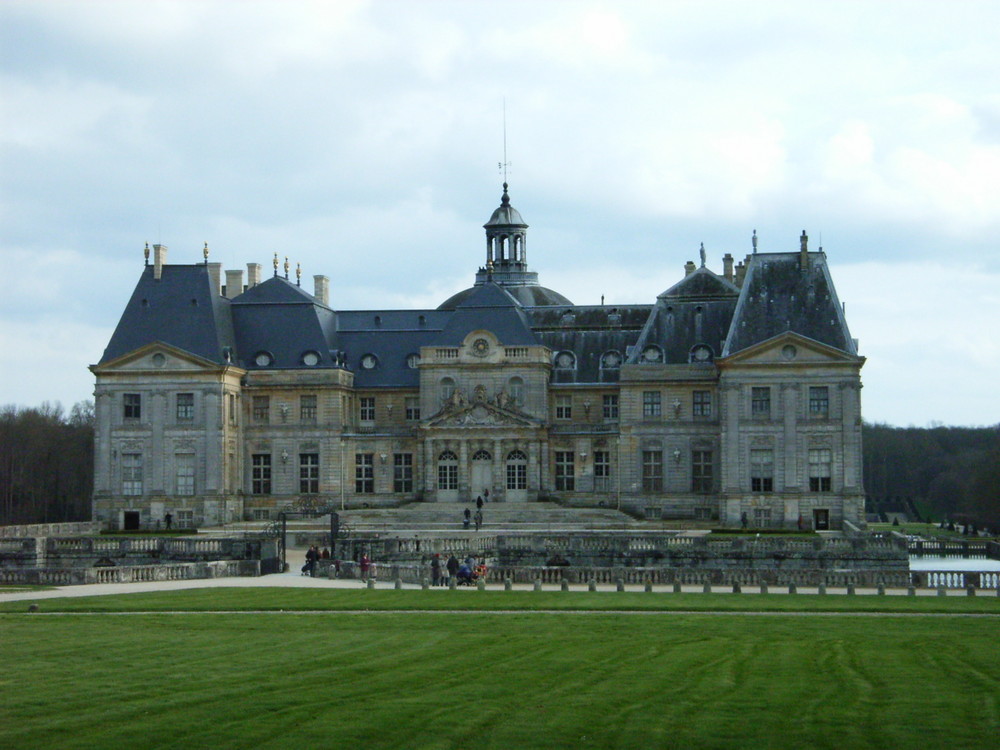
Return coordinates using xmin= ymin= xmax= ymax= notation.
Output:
xmin=1 ymin=595 xmax=998 ymax=749
xmin=3 ymin=586 xmax=1000 ymax=615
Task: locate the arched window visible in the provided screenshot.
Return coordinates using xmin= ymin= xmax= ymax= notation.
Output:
xmin=438 ymin=450 xmax=458 ymax=490
xmin=640 ymin=345 xmax=663 ymax=363
xmin=600 ymin=351 xmax=622 ymax=370
xmin=554 ymin=351 xmax=576 ymax=369
xmin=439 ymin=377 xmax=456 ymax=404
xmin=506 ymin=450 xmax=527 ymax=490
xmin=508 ymin=376 xmax=524 ymax=406
xmin=472 ymin=449 xmax=492 ymax=461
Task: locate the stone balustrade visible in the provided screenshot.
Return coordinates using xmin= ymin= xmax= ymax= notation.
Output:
xmin=0 ymin=559 xmax=260 ymax=586
xmin=0 ymin=522 xmax=104 ymax=539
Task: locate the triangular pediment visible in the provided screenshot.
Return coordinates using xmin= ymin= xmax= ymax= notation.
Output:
xmin=90 ymin=341 xmax=234 ymax=374
xmin=720 ymin=331 xmax=863 ymax=366
xmin=424 ymin=392 xmax=540 ymax=429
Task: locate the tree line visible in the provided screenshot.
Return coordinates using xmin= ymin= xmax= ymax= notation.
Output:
xmin=0 ymin=402 xmax=997 ymax=529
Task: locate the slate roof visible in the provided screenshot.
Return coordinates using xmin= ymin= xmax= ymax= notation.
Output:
xmin=723 ymin=252 xmax=856 ymax=356
xmin=99 ymin=264 xmax=235 ymax=365
xmin=433 ymin=282 xmax=537 ymax=346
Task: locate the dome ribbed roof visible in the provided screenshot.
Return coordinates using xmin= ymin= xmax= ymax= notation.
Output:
xmin=483 ymin=183 xmax=527 ymax=227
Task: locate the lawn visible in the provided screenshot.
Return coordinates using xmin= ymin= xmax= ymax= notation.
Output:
xmin=1 ymin=591 xmax=997 ymax=749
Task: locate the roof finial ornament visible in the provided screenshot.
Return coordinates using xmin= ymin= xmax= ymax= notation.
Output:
xmin=699 ymin=242 xmax=706 ymax=268
xmin=284 ymin=256 xmax=290 ymax=280
xmin=486 ymin=258 xmax=494 ymax=279
xmin=144 ymin=242 xmax=150 ymax=266
xmin=752 ymin=229 xmax=758 ymax=254
xmin=273 ymin=252 xmax=279 ymax=277
xmin=203 ymin=242 xmax=209 ymax=264
xmin=295 ymin=262 xmax=301 ymax=286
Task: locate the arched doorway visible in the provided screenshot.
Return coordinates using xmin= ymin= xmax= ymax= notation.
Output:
xmin=506 ymin=449 xmax=528 ymax=502
xmin=438 ymin=450 xmax=459 ymax=502
xmin=471 ymin=449 xmax=492 ymax=501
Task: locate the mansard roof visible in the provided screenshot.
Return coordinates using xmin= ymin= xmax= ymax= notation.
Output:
xmin=99 ymin=264 xmax=235 ymax=366
xmin=723 ymin=252 xmax=856 ymax=357
xmin=659 ymin=266 xmax=740 ymax=299
xmin=433 ymin=282 xmax=537 ymax=347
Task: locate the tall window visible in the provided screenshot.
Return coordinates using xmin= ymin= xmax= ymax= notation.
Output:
xmin=299 ymin=453 xmax=319 ymax=494
xmin=123 ymin=393 xmax=141 ymax=420
xmin=405 ymin=397 xmax=420 ymax=421
xmin=228 ymin=393 xmax=237 ymax=425
xmin=750 ymin=449 xmax=774 ymax=492
xmin=300 ymin=395 xmax=317 ymax=423
xmin=809 ymin=387 xmax=829 ymax=418
xmin=122 ymin=453 xmax=143 ymax=495
xmin=506 ymin=450 xmax=527 ymax=490
xmin=176 ymin=393 xmax=194 ymax=421
xmin=252 ymin=396 xmax=269 ymax=423
xmin=252 ymin=454 xmax=272 ymax=495
xmin=594 ymin=450 xmax=611 ymax=492
xmin=642 ymin=450 xmax=662 ymax=492
xmin=554 ymin=451 xmax=575 ymax=491
xmin=751 ymin=387 xmax=771 ymax=417
xmin=603 ymin=394 xmax=619 ymax=420
xmin=175 ymin=454 xmax=195 ymax=496
xmin=692 ymin=390 xmax=712 ymax=418
xmin=438 ymin=451 xmax=458 ymax=490
xmin=393 ymin=453 xmax=412 ymax=493
xmin=508 ymin=377 xmax=524 ymax=406
xmin=359 ymin=397 xmax=375 ymax=422
xmin=555 ymin=395 xmax=572 ymax=420
xmin=643 ymin=391 xmax=662 ymax=417
xmin=809 ymin=448 xmax=832 ymax=492
xmin=355 ymin=453 xmax=374 ymax=494
xmin=439 ymin=377 xmax=456 ymax=404
xmin=692 ymin=450 xmax=713 ymax=493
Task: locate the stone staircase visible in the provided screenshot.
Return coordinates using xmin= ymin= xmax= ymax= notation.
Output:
xmin=337 ymin=501 xmax=638 ymax=534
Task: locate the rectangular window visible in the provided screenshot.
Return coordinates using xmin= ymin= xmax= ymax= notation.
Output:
xmin=228 ymin=393 xmax=237 ymax=425
xmin=252 ymin=396 xmax=269 ymax=423
xmin=750 ymin=449 xmax=774 ymax=492
xmin=176 ymin=509 xmax=194 ymax=529
xmin=692 ymin=450 xmax=713 ymax=493
xmin=300 ymin=395 xmax=317 ymax=423
xmin=641 ymin=450 xmax=662 ymax=492
xmin=602 ymin=394 xmax=619 ymax=420
xmin=506 ymin=461 xmax=527 ymax=490
xmin=175 ymin=454 xmax=195 ymax=496
xmin=405 ymin=397 xmax=420 ymax=421
xmin=123 ymin=393 xmax=141 ymax=420
xmin=122 ymin=453 xmax=143 ymax=496
xmin=252 ymin=508 xmax=270 ymax=521
xmin=692 ymin=390 xmax=712 ymax=418
xmin=809 ymin=448 xmax=832 ymax=492
xmin=751 ymin=387 xmax=771 ymax=417
xmin=176 ymin=393 xmax=194 ymax=421
xmin=809 ymin=386 xmax=829 ymax=418
xmin=594 ymin=450 xmax=611 ymax=492
xmin=393 ymin=453 xmax=413 ymax=493
xmin=554 ymin=451 xmax=575 ymax=491
xmin=438 ymin=459 xmax=458 ymax=491
xmin=355 ymin=453 xmax=374 ymax=494
xmin=359 ymin=396 xmax=376 ymax=422
xmin=251 ymin=454 xmax=272 ymax=495
xmin=753 ymin=508 xmax=772 ymax=528
xmin=642 ymin=391 xmax=662 ymax=417
xmin=555 ymin=395 xmax=572 ymax=420
xmin=299 ymin=453 xmax=319 ymax=494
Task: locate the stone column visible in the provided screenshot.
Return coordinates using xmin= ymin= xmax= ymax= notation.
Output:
xmin=720 ymin=382 xmax=741 ymax=493
xmin=204 ymin=391 xmax=220 ymax=492
xmin=781 ymin=384 xmax=800 ymax=490
xmin=151 ymin=390 xmax=166 ymax=494
xmin=459 ymin=440 xmax=469 ymax=499
xmin=493 ymin=438 xmax=504 ymax=500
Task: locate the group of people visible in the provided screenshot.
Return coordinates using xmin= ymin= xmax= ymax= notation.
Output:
xmin=430 ymin=553 xmax=486 ymax=586
xmin=300 ymin=545 xmax=334 ymax=577
xmin=462 ymin=491 xmax=489 ymax=530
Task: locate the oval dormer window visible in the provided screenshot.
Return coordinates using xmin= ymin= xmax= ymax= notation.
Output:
xmin=406 ymin=353 xmax=420 ymax=369
xmin=601 ymin=351 xmax=622 ymax=369
xmin=641 ymin=345 xmax=663 ymax=363
xmin=255 ymin=352 xmax=273 ymax=367
xmin=361 ymin=353 xmax=378 ymax=369
xmin=691 ymin=344 xmax=713 ymax=363
xmin=302 ymin=351 xmax=320 ymax=366
xmin=554 ymin=351 xmax=576 ymax=369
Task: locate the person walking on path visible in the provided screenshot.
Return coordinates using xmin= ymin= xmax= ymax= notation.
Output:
xmin=446 ymin=554 xmax=460 ymax=585
xmin=476 ymin=495 xmax=484 ymax=511
xmin=463 ymin=507 xmax=471 ymax=529
xmin=302 ymin=545 xmax=319 ymax=577
xmin=474 ymin=508 xmax=483 ymax=531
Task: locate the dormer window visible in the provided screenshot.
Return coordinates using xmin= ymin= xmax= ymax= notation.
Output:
xmin=690 ymin=344 xmax=713 ymax=363
xmin=554 ymin=351 xmax=576 ymax=369
xmin=254 ymin=352 xmax=273 ymax=367
xmin=641 ymin=345 xmax=663 ymax=363
xmin=600 ymin=351 xmax=622 ymax=369
xmin=360 ymin=354 xmax=378 ymax=369
xmin=302 ymin=351 xmax=320 ymax=366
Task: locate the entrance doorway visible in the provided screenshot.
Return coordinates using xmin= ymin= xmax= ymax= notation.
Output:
xmin=505 ymin=450 xmax=528 ymax=502
xmin=813 ymin=509 xmax=830 ymax=530
xmin=123 ymin=511 xmax=140 ymax=530
xmin=437 ymin=450 xmax=459 ymax=502
xmin=471 ymin=450 xmax=492 ymax=501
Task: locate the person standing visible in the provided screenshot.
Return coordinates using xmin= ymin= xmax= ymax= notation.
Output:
xmin=431 ymin=554 xmax=441 ymax=586
xmin=474 ymin=508 xmax=483 ymax=531
xmin=303 ymin=545 xmax=319 ymax=577
xmin=476 ymin=495 xmax=484 ymax=511
xmin=446 ymin=554 xmax=459 ymax=585
xmin=360 ymin=552 xmax=371 ymax=580
xmin=463 ymin=507 xmax=471 ymax=529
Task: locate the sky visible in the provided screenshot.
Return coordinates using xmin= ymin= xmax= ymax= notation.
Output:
xmin=1 ymin=0 xmax=998 ymax=427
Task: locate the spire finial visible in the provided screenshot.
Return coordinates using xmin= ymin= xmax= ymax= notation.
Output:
xmin=144 ymin=242 xmax=150 ymax=266
xmin=284 ymin=256 xmax=290 ymax=279
xmin=752 ymin=229 xmax=758 ymax=254
xmin=498 ymin=97 xmax=511 ymax=184
xmin=203 ymin=242 xmax=209 ymax=264
xmin=273 ymin=252 xmax=279 ymax=276
xmin=295 ymin=262 xmax=301 ymax=286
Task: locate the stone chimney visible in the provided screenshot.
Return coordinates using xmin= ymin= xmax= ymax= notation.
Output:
xmin=684 ymin=260 xmax=697 ymax=276
xmin=723 ymin=253 xmax=734 ymax=283
xmin=153 ymin=244 xmax=167 ymax=280
xmin=247 ymin=263 xmax=262 ymax=288
xmin=225 ymin=269 xmax=244 ymax=299
xmin=735 ymin=259 xmax=748 ymax=287
xmin=314 ymin=275 xmax=330 ymax=306
xmin=799 ymin=230 xmax=809 ymax=271
xmin=208 ymin=262 xmax=223 ymax=297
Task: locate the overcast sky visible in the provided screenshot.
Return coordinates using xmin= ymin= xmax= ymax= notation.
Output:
xmin=2 ymin=0 xmax=998 ymax=427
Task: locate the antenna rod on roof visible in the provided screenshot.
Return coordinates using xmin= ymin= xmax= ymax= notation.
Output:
xmin=498 ymin=98 xmax=511 ymax=182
